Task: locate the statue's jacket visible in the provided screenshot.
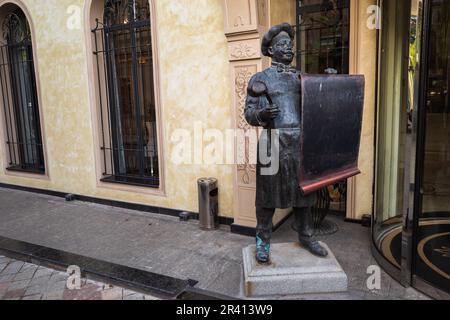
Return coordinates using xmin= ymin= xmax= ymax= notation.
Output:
xmin=245 ymin=66 xmax=316 ymax=209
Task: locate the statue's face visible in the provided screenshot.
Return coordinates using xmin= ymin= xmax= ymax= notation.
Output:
xmin=269 ymin=32 xmax=294 ymax=65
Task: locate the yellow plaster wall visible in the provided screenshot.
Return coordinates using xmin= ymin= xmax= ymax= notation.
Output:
xmin=0 ymin=0 xmax=235 ymax=217
xmin=270 ymin=0 xmax=296 ymax=25
xmin=351 ymin=0 xmax=378 ymax=219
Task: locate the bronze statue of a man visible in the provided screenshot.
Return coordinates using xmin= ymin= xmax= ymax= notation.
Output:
xmin=245 ymin=23 xmax=328 ymax=263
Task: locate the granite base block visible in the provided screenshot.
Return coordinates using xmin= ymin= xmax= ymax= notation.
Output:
xmin=243 ymin=242 xmax=348 ymax=297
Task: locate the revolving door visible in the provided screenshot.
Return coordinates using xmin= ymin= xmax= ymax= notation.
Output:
xmin=373 ymin=0 xmax=450 ymax=299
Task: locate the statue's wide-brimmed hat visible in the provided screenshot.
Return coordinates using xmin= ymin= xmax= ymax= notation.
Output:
xmin=261 ymin=23 xmax=295 ymax=57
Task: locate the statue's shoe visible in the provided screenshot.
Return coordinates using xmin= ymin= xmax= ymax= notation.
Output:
xmin=299 ymin=239 xmax=328 ymax=257
xmin=255 ymin=235 xmax=271 ymax=264
xmin=255 ymin=245 xmax=270 ymax=264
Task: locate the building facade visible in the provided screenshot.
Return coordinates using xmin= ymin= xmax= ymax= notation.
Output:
xmin=0 ymin=0 xmax=447 ymax=298
xmin=0 ymin=0 xmax=377 ymax=226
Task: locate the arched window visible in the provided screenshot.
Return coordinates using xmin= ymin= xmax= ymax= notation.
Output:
xmin=0 ymin=5 xmax=44 ymax=173
xmin=92 ymin=0 xmax=159 ymax=187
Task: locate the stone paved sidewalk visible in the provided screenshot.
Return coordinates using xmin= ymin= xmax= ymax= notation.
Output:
xmin=0 ymin=255 xmax=157 ymax=300
xmin=0 ymin=187 xmax=432 ymax=300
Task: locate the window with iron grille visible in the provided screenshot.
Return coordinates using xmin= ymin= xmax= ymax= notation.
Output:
xmin=296 ymin=0 xmax=350 ymax=74
xmin=0 ymin=7 xmax=45 ymax=174
xmin=92 ymin=0 xmax=159 ymax=188
xmin=296 ymin=0 xmax=350 ymax=210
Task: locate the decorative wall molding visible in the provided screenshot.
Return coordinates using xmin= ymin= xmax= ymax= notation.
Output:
xmin=223 ymin=0 xmax=269 ymax=228
xmin=235 ymin=65 xmax=257 ymax=186
xmin=222 ymin=0 xmax=259 ymax=36
xmin=228 ymin=39 xmax=261 ymax=61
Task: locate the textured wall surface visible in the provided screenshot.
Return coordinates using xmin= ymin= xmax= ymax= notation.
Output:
xmin=0 ymin=0 xmax=235 ymax=217
xmin=270 ymin=0 xmax=296 ymax=25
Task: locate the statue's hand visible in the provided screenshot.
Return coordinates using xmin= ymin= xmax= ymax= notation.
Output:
xmin=258 ymin=105 xmax=280 ymax=122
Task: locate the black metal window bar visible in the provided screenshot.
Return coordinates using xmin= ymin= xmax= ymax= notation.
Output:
xmin=92 ymin=0 xmax=159 ymax=188
xmin=0 ymin=8 xmax=45 ymax=174
xmin=296 ymin=0 xmax=350 ymax=74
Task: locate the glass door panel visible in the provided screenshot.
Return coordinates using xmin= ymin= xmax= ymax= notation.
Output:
xmin=373 ymin=0 xmax=411 ymax=269
xmin=414 ymin=0 xmax=450 ymax=294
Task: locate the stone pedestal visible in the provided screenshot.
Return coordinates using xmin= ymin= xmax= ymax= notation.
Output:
xmin=243 ymin=242 xmax=348 ymax=297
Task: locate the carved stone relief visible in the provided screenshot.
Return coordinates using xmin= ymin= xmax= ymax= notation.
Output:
xmin=222 ymin=0 xmax=268 ymax=227
xmin=235 ymin=66 xmax=257 ymax=185
xmin=228 ymin=39 xmax=260 ymax=61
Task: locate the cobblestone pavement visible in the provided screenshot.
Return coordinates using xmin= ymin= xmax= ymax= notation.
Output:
xmin=0 ymin=256 xmax=158 ymax=300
